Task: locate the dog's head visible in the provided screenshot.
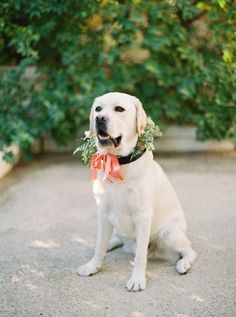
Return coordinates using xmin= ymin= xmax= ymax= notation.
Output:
xmin=88 ymin=92 xmax=147 ymax=156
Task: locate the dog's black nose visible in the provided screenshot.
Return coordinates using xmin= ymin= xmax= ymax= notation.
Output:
xmin=96 ymin=115 xmax=108 ymax=123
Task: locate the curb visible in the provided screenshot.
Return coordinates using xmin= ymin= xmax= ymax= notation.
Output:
xmin=0 ymin=145 xmax=20 ymax=180
xmin=155 ymin=125 xmax=234 ymax=152
xmin=1 ymin=126 xmax=234 ymax=180
xmin=32 ymin=125 xmax=235 ymax=154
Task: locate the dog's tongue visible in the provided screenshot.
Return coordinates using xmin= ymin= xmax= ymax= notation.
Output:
xmin=98 ymin=130 xmax=110 ymax=139
xmin=99 ymin=134 xmax=110 ymax=140
xmin=98 ymin=130 xmax=121 ymax=147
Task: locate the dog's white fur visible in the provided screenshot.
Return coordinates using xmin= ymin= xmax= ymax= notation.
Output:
xmin=78 ymin=92 xmax=197 ymax=291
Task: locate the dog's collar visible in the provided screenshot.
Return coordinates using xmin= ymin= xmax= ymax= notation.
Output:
xmin=118 ymin=149 xmax=146 ymax=165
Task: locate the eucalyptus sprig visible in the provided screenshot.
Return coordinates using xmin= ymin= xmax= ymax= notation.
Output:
xmin=131 ymin=117 xmax=162 ymax=159
xmin=73 ymin=117 xmax=162 ymax=166
xmin=73 ymin=135 xmax=97 ymax=166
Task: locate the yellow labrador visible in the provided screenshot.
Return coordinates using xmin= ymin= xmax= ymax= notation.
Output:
xmin=78 ymin=92 xmax=197 ymax=291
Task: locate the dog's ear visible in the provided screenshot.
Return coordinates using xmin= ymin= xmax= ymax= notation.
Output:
xmin=86 ymin=100 xmax=96 ymax=137
xmin=134 ymin=98 xmax=147 ymax=135
xmin=87 ymin=107 xmax=94 ymax=137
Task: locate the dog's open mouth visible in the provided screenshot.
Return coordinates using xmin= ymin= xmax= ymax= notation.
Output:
xmin=97 ymin=129 xmax=122 ymax=147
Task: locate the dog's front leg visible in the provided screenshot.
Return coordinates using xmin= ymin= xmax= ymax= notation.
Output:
xmin=126 ymin=212 xmax=152 ymax=292
xmin=78 ymin=209 xmax=113 ymax=276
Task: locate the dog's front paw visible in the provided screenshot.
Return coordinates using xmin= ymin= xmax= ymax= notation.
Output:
xmin=176 ymin=258 xmax=191 ymax=274
xmin=126 ymin=275 xmax=146 ymax=292
xmin=78 ymin=260 xmax=101 ymax=277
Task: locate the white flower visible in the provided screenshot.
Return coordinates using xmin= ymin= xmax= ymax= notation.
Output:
xmin=84 ymin=130 xmax=90 ymax=138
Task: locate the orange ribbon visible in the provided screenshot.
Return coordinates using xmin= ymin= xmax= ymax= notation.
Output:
xmin=90 ymin=152 xmax=123 ymax=182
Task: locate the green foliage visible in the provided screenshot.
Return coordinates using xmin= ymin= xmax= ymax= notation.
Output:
xmin=73 ymin=135 xmax=97 ymax=167
xmin=74 ymin=117 xmax=161 ymax=166
xmin=131 ymin=117 xmax=162 ymax=159
xmin=0 ymin=0 xmax=236 ymax=160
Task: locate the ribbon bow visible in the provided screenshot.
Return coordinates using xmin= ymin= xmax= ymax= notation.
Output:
xmin=90 ymin=152 xmax=123 ymax=182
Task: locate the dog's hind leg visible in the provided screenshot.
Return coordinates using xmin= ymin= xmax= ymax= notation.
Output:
xmin=175 ymin=246 xmax=197 ymax=274
xmin=159 ymin=227 xmax=197 ymax=274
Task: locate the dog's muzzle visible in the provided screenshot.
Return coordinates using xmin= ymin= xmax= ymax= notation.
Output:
xmin=95 ymin=116 xmax=122 ymax=147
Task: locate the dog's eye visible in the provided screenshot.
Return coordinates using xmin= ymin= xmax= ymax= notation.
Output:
xmin=114 ymin=106 xmax=125 ymax=112
xmin=95 ymin=106 xmax=102 ymax=112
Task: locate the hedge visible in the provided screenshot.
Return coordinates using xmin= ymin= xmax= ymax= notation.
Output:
xmin=0 ymin=0 xmax=236 ymax=162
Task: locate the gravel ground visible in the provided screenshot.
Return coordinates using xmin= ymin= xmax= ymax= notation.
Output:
xmin=0 ymin=153 xmax=236 ymax=317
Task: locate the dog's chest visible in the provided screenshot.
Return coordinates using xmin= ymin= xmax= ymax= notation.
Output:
xmin=94 ymin=181 xmax=138 ymax=236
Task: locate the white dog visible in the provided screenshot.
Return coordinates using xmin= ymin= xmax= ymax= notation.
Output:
xmin=78 ymin=92 xmax=197 ymax=291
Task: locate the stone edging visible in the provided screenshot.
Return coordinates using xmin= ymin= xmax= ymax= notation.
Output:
xmin=0 ymin=145 xmax=20 ymax=179
xmin=1 ymin=126 xmax=234 ymax=179
xmin=155 ymin=125 xmax=234 ymax=152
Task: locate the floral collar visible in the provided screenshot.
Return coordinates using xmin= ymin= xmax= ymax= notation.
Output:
xmin=74 ymin=117 xmax=161 ymax=167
